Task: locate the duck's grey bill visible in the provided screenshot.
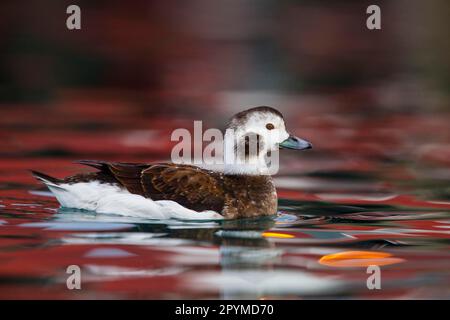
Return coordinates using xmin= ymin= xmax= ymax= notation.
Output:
xmin=279 ymin=135 xmax=312 ymax=150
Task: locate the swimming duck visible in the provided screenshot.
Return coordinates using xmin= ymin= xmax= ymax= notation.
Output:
xmin=32 ymin=106 xmax=312 ymax=220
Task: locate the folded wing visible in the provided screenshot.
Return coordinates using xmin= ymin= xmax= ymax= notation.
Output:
xmin=75 ymin=160 xmax=225 ymax=213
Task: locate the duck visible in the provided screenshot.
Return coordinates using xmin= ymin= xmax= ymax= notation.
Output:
xmin=32 ymin=106 xmax=312 ymax=220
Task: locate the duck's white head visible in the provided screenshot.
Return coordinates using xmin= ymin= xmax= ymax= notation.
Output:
xmin=223 ymin=106 xmax=312 ymax=175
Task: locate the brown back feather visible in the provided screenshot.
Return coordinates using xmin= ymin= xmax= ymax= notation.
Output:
xmin=75 ymin=160 xmax=225 ymax=213
xmin=142 ymin=164 xmax=225 ymax=212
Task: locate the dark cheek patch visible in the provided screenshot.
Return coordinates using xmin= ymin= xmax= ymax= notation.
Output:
xmin=235 ymin=132 xmax=264 ymax=159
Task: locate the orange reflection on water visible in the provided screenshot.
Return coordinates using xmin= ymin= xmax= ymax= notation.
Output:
xmin=319 ymin=251 xmax=404 ymax=267
xmin=262 ymin=232 xmax=295 ymax=239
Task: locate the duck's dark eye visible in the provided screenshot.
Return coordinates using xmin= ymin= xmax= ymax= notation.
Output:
xmin=266 ymin=123 xmax=275 ymax=130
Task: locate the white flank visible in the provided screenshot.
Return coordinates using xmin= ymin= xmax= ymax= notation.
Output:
xmin=46 ymin=181 xmax=223 ymax=220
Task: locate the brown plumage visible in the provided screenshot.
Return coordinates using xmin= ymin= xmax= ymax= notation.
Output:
xmin=58 ymin=160 xmax=277 ymax=219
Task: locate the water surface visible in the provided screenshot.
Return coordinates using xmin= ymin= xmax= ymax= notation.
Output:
xmin=1 ymin=105 xmax=449 ymax=299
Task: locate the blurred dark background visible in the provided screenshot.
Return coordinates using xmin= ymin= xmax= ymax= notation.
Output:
xmin=0 ymin=0 xmax=449 ymax=193
xmin=1 ymin=0 xmax=448 ymax=109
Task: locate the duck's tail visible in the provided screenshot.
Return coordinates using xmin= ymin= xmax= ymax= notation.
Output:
xmin=30 ymin=170 xmax=66 ymax=190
